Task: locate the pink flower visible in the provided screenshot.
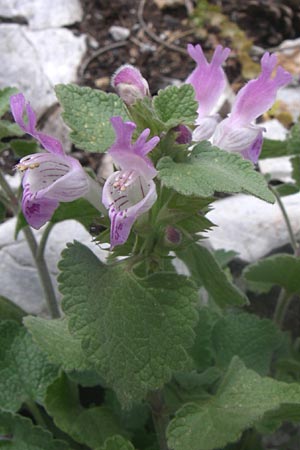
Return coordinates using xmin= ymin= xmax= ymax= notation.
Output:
xmin=102 ymin=117 xmax=159 ymax=248
xmin=213 ymin=52 xmax=292 ymax=163
xmin=111 ymin=64 xmax=150 ymax=105
xmin=186 ymin=44 xmax=230 ymax=141
xmin=10 ymin=93 xmax=103 ymax=229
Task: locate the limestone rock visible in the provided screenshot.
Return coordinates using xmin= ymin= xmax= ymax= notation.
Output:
xmin=206 ymin=193 xmax=300 ymax=262
xmin=0 ymin=24 xmax=87 ymax=115
xmin=0 ymin=219 xmax=107 ymax=316
xmin=0 ymin=0 xmax=83 ymax=30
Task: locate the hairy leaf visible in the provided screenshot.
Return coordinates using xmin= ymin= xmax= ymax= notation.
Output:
xmin=58 ymin=241 xmax=198 ymax=406
xmin=0 ymin=321 xmax=58 ymax=412
xmin=0 ymin=411 xmax=69 ymax=450
xmin=158 ymin=142 xmax=274 ymax=203
xmin=243 ymin=254 xmax=300 ymax=294
xmin=24 ymin=317 xmax=87 ymax=372
xmin=176 ymin=243 xmax=248 ymax=307
xmin=167 ymin=357 xmax=300 ymax=450
xmin=96 ymin=435 xmax=135 ymax=450
xmin=212 ymin=312 xmax=283 ymax=375
xmin=46 ymin=373 xmax=125 ymax=447
xmin=55 ymin=84 xmax=129 ymax=152
xmin=153 ymin=84 xmax=198 ymax=128
xmin=0 ymin=296 xmax=26 ymax=323
xmin=0 ymin=87 xmax=18 ymax=117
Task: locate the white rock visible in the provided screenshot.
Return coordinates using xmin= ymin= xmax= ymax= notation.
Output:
xmin=109 ymin=25 xmax=130 ymax=41
xmin=263 ymin=119 xmax=288 ymax=141
xmin=206 ymin=193 xmax=300 ymax=262
xmin=0 ymin=218 xmax=107 ymax=316
xmin=0 ymin=0 xmax=83 ymax=30
xmin=276 ymin=86 xmax=300 ymax=122
xmin=259 ymin=156 xmax=293 ymax=183
xmin=0 ymin=24 xmax=87 ymax=115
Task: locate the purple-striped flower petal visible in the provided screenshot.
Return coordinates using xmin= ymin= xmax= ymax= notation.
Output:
xmin=10 ymin=93 xmax=64 ymax=155
xmin=186 ymin=44 xmax=230 ymax=120
xmin=111 ymin=64 xmax=150 ymax=105
xmin=16 ymin=152 xmax=90 ymax=228
xmin=108 ymin=116 xmax=159 ymax=179
xmin=103 ymin=170 xmax=157 ymax=248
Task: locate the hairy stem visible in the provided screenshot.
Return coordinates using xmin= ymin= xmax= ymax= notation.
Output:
xmin=273 ymin=288 xmax=293 ymax=328
xmin=26 ymin=401 xmax=47 ymax=428
xmin=269 ymin=185 xmax=298 ymax=328
xmin=148 ymin=390 xmax=170 ymax=450
xmin=0 ymin=170 xmax=60 ymax=318
xmin=269 ymin=185 xmax=299 ymax=255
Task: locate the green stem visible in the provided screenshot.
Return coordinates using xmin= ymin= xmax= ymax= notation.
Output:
xmin=36 ymin=222 xmax=53 ymax=260
xmin=26 ymin=400 xmax=47 ymax=428
xmin=273 ymin=288 xmax=293 ymax=328
xmin=148 ymin=390 xmax=170 ymax=450
xmin=269 ymin=185 xmax=298 ymax=327
xmin=0 ymin=171 xmax=60 ymax=318
xmin=269 ymin=185 xmax=299 ymax=254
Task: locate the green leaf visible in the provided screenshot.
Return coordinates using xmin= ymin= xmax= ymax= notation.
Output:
xmin=176 ymin=243 xmax=248 ymax=308
xmin=258 ymin=403 xmax=300 ymax=433
xmin=46 ymin=373 xmax=126 ymax=447
xmin=0 ymin=119 xmax=24 ymax=139
xmin=153 ymin=84 xmax=198 ymax=128
xmin=0 ymin=320 xmax=58 ymax=412
xmin=158 ymin=142 xmax=274 ymax=203
xmin=129 ymin=97 xmax=164 ymax=135
xmin=9 ymin=139 xmax=40 ymax=157
xmin=287 ymin=123 xmax=300 ymax=154
xmin=0 ymin=87 xmax=18 ymax=117
xmin=291 ymin=155 xmax=300 ymax=187
xmin=167 ymin=357 xmax=300 ymax=450
xmin=243 ymin=254 xmax=300 ymax=294
xmin=260 ymin=138 xmax=288 ymax=159
xmin=212 ymin=312 xmax=283 ymax=375
xmin=275 ymin=183 xmax=299 ymax=197
xmin=213 ymin=249 xmax=238 ymax=268
xmin=55 ymin=84 xmax=129 ymax=152
xmin=96 ymin=435 xmax=135 ymax=450
xmin=58 ymin=241 xmax=199 ymax=406
xmin=24 ymin=317 xmax=87 ymax=372
xmin=51 ymin=198 xmax=100 ymax=229
xmin=0 ymin=296 xmax=26 ymax=323
xmin=0 ymin=411 xmax=70 ymax=450
xmin=189 ymin=307 xmax=218 ymax=372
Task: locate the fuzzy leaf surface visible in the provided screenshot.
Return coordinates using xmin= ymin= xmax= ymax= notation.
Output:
xmin=158 ymin=143 xmax=274 ymax=203
xmin=0 ymin=321 xmax=58 ymax=412
xmin=55 ymin=84 xmax=129 ymax=152
xmin=58 ymin=241 xmax=198 ymax=406
xmin=46 ymin=373 xmax=125 ymax=447
xmin=24 ymin=317 xmax=87 ymax=372
xmin=96 ymin=435 xmax=135 ymax=450
xmin=153 ymin=84 xmax=198 ymax=128
xmin=167 ymin=357 xmax=300 ymax=450
xmin=176 ymin=243 xmax=248 ymax=307
xmin=212 ymin=312 xmax=283 ymax=375
xmin=0 ymin=296 xmax=26 ymax=323
xmin=0 ymin=411 xmax=69 ymax=450
xmin=243 ymin=254 xmax=300 ymax=294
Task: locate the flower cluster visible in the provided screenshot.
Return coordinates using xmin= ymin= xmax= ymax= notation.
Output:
xmin=185 ymin=44 xmax=292 ymax=163
xmin=10 ymin=42 xmax=291 ymax=248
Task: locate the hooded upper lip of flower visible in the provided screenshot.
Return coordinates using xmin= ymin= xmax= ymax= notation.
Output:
xmin=102 ymin=116 xmax=160 ymax=249
xmin=212 ymin=52 xmax=292 ymax=163
xmin=10 ymin=93 xmax=91 ymax=229
xmin=111 ymin=64 xmax=150 ymax=105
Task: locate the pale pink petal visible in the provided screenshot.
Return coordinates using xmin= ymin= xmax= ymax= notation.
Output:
xmin=186 ymin=44 xmax=230 ymax=119
xmin=10 ymin=93 xmax=64 ymax=155
xmin=192 ymin=115 xmax=220 ymax=142
xmin=102 ymin=170 xmax=157 ymax=248
xmin=229 ymin=52 xmax=292 ymax=127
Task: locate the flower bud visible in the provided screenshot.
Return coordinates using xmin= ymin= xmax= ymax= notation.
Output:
xmin=111 ymin=64 xmax=149 ymax=105
xmin=165 ymin=226 xmax=182 ymax=246
xmin=174 ymin=125 xmax=192 ymax=144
